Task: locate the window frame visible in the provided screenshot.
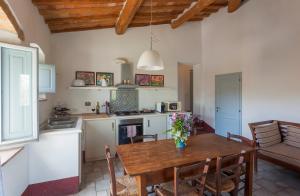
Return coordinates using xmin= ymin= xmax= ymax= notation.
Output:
xmin=0 ymin=42 xmax=39 ymax=146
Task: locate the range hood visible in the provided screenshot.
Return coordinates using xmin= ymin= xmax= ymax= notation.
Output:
xmin=115 ymin=62 xmax=138 ymax=89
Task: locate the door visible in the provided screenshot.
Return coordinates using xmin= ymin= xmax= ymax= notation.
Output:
xmin=144 ymin=116 xmax=167 ymax=140
xmin=215 ymin=73 xmax=242 ymax=137
xmin=178 ymin=63 xmax=193 ymax=112
xmin=85 ymin=119 xmax=116 ymax=161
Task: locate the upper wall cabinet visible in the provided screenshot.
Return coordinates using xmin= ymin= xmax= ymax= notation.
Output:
xmin=0 ymin=42 xmax=38 ymax=145
xmin=39 ymin=64 xmax=56 ymax=93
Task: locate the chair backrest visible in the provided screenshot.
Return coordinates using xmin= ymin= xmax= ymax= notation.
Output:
xmin=174 ymin=158 xmax=211 ymax=196
xmin=215 ymin=151 xmax=245 ymax=195
xmin=248 ymin=120 xmax=275 ymax=148
xmin=105 ymin=145 xmax=117 ymax=196
xmin=227 ymin=132 xmax=254 ymax=147
xmin=130 ymin=134 xmax=158 ymax=144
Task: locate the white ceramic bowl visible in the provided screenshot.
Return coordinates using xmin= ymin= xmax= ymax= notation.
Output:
xmin=72 ymin=79 xmax=85 ymax=87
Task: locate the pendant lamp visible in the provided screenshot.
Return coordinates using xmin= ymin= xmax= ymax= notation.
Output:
xmin=137 ymin=0 xmax=164 ymax=71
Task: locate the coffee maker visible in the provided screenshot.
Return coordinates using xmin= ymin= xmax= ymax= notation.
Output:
xmin=156 ymin=102 xmax=166 ymax=113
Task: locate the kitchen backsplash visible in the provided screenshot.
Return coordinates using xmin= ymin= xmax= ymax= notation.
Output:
xmin=55 ymin=88 xmax=177 ymax=114
xmin=110 ymin=89 xmax=139 ymax=112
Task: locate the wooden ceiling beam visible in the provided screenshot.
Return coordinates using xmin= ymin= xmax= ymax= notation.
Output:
xmin=115 ymin=0 xmax=144 ymax=35
xmin=171 ymin=0 xmax=216 ymax=29
xmin=48 ymin=18 xmax=116 ymax=27
xmin=51 ymin=24 xmax=116 ymax=33
xmin=39 ymin=7 xmax=123 ymax=20
xmin=35 ymin=2 xmax=124 ymax=10
xmin=50 ymin=17 xmax=182 ymax=33
xmin=45 ymin=11 xmax=185 ymax=24
xmin=49 ymin=20 xmax=115 ymax=31
xmin=33 ymin=0 xmax=193 ymax=9
xmin=39 ymin=5 xmax=191 ymax=20
xmin=32 ymin=0 xmax=234 ymax=33
xmin=209 ymin=4 xmax=227 ymax=9
xmin=45 ymin=15 xmax=118 ymax=23
xmin=33 ymin=0 xmax=192 ymax=6
xmin=138 ymin=5 xmax=189 ymax=13
xmin=48 ymin=15 xmax=178 ymax=28
xmin=32 ymin=0 xmax=124 ymax=4
xmin=0 ymin=0 xmax=24 ymax=40
xmin=136 ymin=11 xmax=183 ymax=17
xmin=228 ymin=0 xmax=241 ymax=13
xmin=142 ymin=0 xmax=194 ymax=7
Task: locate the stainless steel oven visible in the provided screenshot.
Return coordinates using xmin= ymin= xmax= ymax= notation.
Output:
xmin=118 ymin=118 xmax=143 ymax=145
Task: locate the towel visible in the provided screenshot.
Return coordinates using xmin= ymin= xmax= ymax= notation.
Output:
xmin=127 ymin=126 xmax=137 ymax=138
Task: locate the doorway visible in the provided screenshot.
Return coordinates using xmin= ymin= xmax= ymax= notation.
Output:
xmin=215 ymin=72 xmax=242 ymax=137
xmin=178 ymin=63 xmax=193 ymax=112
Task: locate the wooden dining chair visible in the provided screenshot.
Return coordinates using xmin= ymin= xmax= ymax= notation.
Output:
xmin=130 ymin=134 xmax=158 ymax=144
xmin=155 ymin=158 xmax=211 ymax=196
xmin=130 ymin=134 xmax=158 ymax=194
xmin=226 ymin=132 xmax=254 ymax=191
xmin=205 ymin=151 xmax=245 ymax=196
xmin=105 ymin=145 xmax=138 ymax=196
xmin=227 ymin=132 xmax=254 ymax=147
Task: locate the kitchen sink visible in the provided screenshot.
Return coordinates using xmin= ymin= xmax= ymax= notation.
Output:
xmin=45 ymin=117 xmax=78 ymax=129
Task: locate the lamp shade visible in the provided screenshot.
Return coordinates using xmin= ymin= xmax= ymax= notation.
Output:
xmin=137 ymin=50 xmax=164 ymax=71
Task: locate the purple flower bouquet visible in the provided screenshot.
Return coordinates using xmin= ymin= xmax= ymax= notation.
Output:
xmin=168 ymin=113 xmax=192 ymax=149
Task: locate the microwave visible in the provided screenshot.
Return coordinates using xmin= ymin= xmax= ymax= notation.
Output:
xmin=164 ymin=101 xmax=181 ymax=112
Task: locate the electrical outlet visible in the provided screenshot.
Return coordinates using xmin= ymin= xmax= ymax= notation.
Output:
xmin=85 ymin=101 xmax=91 ymax=106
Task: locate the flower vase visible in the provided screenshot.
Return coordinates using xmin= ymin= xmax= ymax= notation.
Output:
xmin=176 ymin=140 xmax=186 ymax=149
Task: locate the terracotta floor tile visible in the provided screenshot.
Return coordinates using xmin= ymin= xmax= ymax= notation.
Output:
xmin=79 ymin=159 xmax=300 ymax=196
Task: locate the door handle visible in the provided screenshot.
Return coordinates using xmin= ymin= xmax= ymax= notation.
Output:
xmin=216 ymin=107 xmax=220 ymax=112
xmin=112 ymin=122 xmax=115 ymax=130
xmin=148 ymin=120 xmax=150 ymax=127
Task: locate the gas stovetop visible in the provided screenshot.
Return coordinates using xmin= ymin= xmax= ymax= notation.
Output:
xmin=114 ymin=111 xmax=140 ymax=116
xmin=114 ymin=110 xmax=156 ymax=116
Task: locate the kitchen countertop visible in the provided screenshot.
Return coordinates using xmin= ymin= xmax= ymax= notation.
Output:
xmin=39 ymin=112 xmax=186 ymax=134
xmin=0 ymin=147 xmax=23 ymax=166
xmin=40 ymin=117 xmax=83 ymax=135
xmin=81 ymin=113 xmax=110 ymax=120
xmin=80 ymin=112 xmax=171 ymax=121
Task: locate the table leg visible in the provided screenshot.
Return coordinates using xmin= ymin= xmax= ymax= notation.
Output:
xmin=245 ymin=151 xmax=254 ymax=196
xmin=136 ymin=175 xmax=147 ymax=196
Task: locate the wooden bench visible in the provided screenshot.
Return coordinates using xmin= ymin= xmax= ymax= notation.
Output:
xmin=249 ymin=120 xmax=300 ymax=172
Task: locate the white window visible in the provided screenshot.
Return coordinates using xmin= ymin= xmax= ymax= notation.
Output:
xmin=0 ymin=42 xmax=38 ymax=146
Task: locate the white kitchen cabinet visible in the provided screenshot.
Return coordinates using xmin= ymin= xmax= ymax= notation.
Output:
xmin=28 ymin=131 xmax=81 ymax=185
xmin=85 ymin=119 xmax=116 ymax=161
xmin=144 ymin=115 xmax=167 ymax=140
xmin=39 ymin=64 xmax=55 ymax=93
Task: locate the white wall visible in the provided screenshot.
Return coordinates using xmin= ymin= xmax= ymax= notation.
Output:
xmin=5 ymin=0 xmax=54 ymax=124
xmin=50 ymin=23 xmax=202 ymax=114
xmin=201 ymin=0 xmax=300 ymax=138
xmin=2 ymin=148 xmax=29 ymax=196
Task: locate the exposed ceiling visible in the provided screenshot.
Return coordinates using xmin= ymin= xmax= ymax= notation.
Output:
xmin=0 ymin=7 xmax=16 ymax=34
xmin=0 ymin=0 xmax=24 ymax=40
xmin=32 ymin=0 xmax=244 ymax=34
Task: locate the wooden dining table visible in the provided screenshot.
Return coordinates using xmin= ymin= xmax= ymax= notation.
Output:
xmin=116 ymin=133 xmax=255 ymax=196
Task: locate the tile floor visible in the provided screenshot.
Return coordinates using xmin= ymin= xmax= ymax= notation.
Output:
xmin=73 ymin=159 xmax=300 ymax=196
